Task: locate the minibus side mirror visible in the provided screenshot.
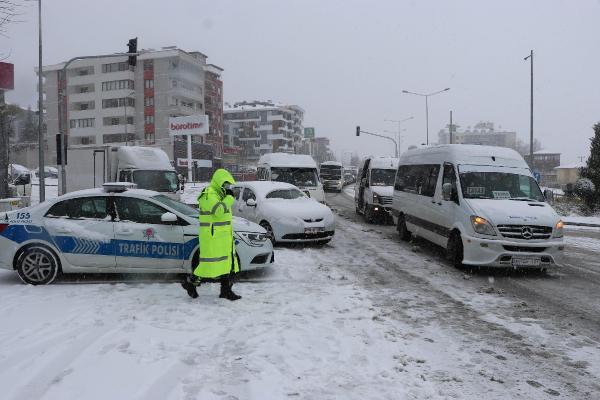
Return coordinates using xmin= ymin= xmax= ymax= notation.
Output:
xmin=442 ymin=183 xmax=453 ymax=201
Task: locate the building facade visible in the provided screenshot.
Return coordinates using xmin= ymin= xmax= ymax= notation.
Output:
xmin=37 ymin=47 xmax=222 ymax=164
xmin=438 ymin=121 xmax=517 ymax=149
xmin=524 ymin=150 xmax=561 ymax=188
xmin=223 ymin=101 xmax=304 ymax=165
xmin=203 ymin=64 xmax=224 ymax=162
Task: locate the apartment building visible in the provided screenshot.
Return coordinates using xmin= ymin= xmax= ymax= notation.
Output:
xmin=223 ymin=101 xmax=304 ymax=164
xmin=203 ymin=64 xmax=224 ymax=160
xmin=438 ymin=121 xmax=517 ymax=149
xmin=38 ymin=47 xmax=222 ymax=163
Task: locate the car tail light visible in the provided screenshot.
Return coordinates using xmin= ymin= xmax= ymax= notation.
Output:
xmin=0 ymin=223 xmax=9 ymax=233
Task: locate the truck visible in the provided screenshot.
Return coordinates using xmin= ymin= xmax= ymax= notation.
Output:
xmin=61 ymin=146 xmax=181 ymax=199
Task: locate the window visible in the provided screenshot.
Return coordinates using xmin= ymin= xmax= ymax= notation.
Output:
xmin=114 ymin=197 xmax=172 ymax=225
xmin=242 ymin=188 xmax=256 ymax=202
xmin=102 ymin=97 xmax=135 ymax=108
xmin=144 ymin=79 xmax=154 ymax=89
xmin=102 ymin=62 xmax=132 ymax=73
xmin=69 ymin=118 xmax=95 ymax=128
xmin=144 ymin=115 xmax=155 ymax=125
xmin=394 ymin=164 xmax=439 ymax=197
xmin=442 ymin=163 xmax=459 ymax=204
xmin=143 ymin=60 xmax=153 ymax=71
xmin=45 ymin=197 xmax=110 ymax=220
xmin=110 ymin=118 xmax=119 ymax=125
xmin=144 ymin=97 xmax=154 ymax=107
xmin=101 ymin=80 xmax=134 ymax=91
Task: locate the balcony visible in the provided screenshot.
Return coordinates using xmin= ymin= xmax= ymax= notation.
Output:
xmin=68 ymin=91 xmax=96 ymax=103
xmin=238 ymin=136 xmax=261 ymax=142
xmin=259 ymin=143 xmax=273 ymax=150
xmin=267 ymin=114 xmax=286 ymax=122
xmin=170 ymin=87 xmax=203 ymax=102
xmin=100 ymin=106 xmax=135 ymax=118
xmin=68 ymin=109 xmax=96 ymax=119
xmin=267 ymin=133 xmax=285 ymax=141
xmin=69 ymin=126 xmax=97 ymax=137
xmin=100 ymin=124 xmax=135 ymax=135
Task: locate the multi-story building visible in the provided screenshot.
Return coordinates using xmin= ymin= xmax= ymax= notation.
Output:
xmin=438 ymin=121 xmax=517 ymax=149
xmin=223 ymin=101 xmax=304 ymax=165
xmin=37 ymin=47 xmax=223 ymax=165
xmin=203 ymin=64 xmax=224 ymax=163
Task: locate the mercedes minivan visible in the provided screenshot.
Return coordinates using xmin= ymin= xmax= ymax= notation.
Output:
xmin=391 ymin=145 xmax=564 ymax=270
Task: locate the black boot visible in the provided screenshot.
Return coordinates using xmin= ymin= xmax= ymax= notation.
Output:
xmin=219 ymin=278 xmax=241 ymax=301
xmin=181 ymin=275 xmax=200 ymax=299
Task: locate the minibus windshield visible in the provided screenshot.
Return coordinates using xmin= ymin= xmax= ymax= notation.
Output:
xmin=459 ymin=171 xmax=544 ymax=201
xmin=370 ymin=169 xmax=396 ymax=186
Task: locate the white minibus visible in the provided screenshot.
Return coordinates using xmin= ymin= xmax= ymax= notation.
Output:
xmin=391 ymin=145 xmax=564 ymax=269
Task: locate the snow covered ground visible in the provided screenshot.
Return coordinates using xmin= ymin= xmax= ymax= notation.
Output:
xmin=1 ymin=211 xmax=599 ymax=399
xmin=343 ymin=185 xmax=355 ymax=199
xmin=31 ymin=178 xmax=59 ymax=206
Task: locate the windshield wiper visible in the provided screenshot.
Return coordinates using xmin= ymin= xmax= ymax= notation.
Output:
xmin=466 ymin=195 xmax=492 ymax=199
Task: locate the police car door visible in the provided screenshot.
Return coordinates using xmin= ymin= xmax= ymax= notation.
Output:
xmin=113 ymin=196 xmax=184 ymax=270
xmin=43 ymin=196 xmax=116 ymax=268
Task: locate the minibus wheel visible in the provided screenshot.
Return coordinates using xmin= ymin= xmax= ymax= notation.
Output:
xmin=447 ymin=231 xmax=464 ymax=268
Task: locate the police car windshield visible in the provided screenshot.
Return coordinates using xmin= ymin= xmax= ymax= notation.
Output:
xmin=459 ymin=172 xmax=545 ymax=201
xmin=133 ymin=171 xmax=179 ymax=192
xmin=152 ymin=195 xmax=198 ymax=217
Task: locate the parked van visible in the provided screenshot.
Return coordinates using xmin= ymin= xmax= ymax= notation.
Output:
xmin=320 ymin=161 xmax=344 ymax=192
xmin=256 ymin=153 xmax=325 ymax=203
xmin=391 ymin=145 xmax=564 ymax=269
xmin=355 ymin=156 xmax=399 ymax=223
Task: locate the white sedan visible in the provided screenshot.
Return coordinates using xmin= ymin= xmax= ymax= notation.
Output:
xmin=232 ymin=181 xmax=335 ymax=244
xmin=0 ymin=183 xmax=274 ymax=285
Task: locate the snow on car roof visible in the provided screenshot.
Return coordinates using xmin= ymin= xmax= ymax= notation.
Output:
xmin=369 ymin=157 xmax=399 ymax=169
xmin=236 ymin=181 xmax=298 ymax=197
xmin=320 ymin=161 xmax=343 ymax=167
xmin=258 ymin=153 xmax=317 ymax=168
xmin=400 ymin=144 xmax=528 ymax=168
xmin=58 ymin=187 xmax=161 ymax=200
xmin=116 ymin=146 xmax=174 ymax=170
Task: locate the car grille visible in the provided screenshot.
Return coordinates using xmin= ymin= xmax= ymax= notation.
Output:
xmin=496 ymin=225 xmax=552 ymax=240
xmin=303 ymin=218 xmax=323 ymax=223
xmin=282 ymin=231 xmax=334 ymax=240
xmin=503 ymin=245 xmax=547 ymax=253
xmin=251 ymin=253 xmax=272 ymax=264
xmin=378 ymin=196 xmax=393 ymax=205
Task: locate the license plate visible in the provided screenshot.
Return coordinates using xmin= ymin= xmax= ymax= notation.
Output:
xmin=305 ymin=227 xmax=324 ymax=235
xmin=511 ymin=257 xmax=541 ymax=267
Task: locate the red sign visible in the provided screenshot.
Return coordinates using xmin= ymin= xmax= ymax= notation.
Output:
xmin=223 ymin=146 xmax=240 ymax=155
xmin=0 ymin=62 xmax=14 ymax=91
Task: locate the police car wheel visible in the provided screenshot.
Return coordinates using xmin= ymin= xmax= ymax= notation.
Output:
xmin=16 ymin=245 xmax=60 ymax=285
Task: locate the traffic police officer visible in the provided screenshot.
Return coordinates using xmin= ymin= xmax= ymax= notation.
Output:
xmin=181 ymin=169 xmax=241 ymax=300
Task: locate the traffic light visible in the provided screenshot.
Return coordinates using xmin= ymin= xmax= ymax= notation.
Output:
xmin=356 ymin=126 xmax=360 ymax=136
xmin=127 ymin=37 xmax=137 ymax=67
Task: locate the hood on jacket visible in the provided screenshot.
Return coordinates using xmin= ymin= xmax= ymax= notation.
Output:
xmin=210 ymin=169 xmax=236 ymax=194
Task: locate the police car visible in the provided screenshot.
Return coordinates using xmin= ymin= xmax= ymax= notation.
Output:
xmin=0 ymin=183 xmax=274 ymax=285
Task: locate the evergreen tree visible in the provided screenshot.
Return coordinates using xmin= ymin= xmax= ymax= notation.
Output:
xmin=580 ymin=123 xmax=600 ymax=197
xmin=22 ymin=106 xmax=37 ymax=143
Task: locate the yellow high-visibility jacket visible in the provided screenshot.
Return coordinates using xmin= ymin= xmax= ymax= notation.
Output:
xmin=194 ymin=169 xmax=239 ymax=279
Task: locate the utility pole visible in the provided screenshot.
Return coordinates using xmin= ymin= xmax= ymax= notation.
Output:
xmin=449 ymin=110 xmax=453 ymax=144
xmin=524 ymin=50 xmax=534 ymax=170
xmin=37 ymin=0 xmax=45 ymax=202
xmin=402 ymin=88 xmax=450 ymax=145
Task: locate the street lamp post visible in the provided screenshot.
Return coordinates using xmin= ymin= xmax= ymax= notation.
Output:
xmin=384 ymin=116 xmax=413 ymax=156
xmin=37 ymin=0 xmax=45 ymax=202
xmin=402 ymin=88 xmax=450 ymax=145
xmin=524 ymin=50 xmax=534 ymax=171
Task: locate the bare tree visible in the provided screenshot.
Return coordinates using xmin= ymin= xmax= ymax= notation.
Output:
xmin=0 ymin=1 xmax=22 ymax=37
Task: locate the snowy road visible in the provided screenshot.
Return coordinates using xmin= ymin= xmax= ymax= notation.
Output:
xmin=0 ymin=191 xmax=599 ymax=399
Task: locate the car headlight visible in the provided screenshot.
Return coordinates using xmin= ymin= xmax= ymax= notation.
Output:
xmin=553 ymin=220 xmax=564 ymax=238
xmin=235 ymin=231 xmax=268 ymax=247
xmin=470 ymin=215 xmax=496 ymax=236
xmin=373 ymin=193 xmax=380 ymax=204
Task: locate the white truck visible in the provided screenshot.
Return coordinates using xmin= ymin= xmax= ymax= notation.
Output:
xmin=62 ymin=146 xmax=181 ymax=199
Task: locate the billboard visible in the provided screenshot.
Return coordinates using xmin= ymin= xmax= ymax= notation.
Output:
xmin=177 ymin=158 xmax=212 ymax=168
xmin=169 ymin=115 xmax=209 ymax=136
xmin=304 ymin=127 xmax=315 ymax=139
xmin=0 ymin=62 xmax=14 ymax=91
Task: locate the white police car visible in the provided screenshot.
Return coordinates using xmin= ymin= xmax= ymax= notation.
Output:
xmin=0 ymin=183 xmax=274 ymax=285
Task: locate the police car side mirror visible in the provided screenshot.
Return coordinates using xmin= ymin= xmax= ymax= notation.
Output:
xmin=246 ymin=198 xmax=257 ymax=207
xmin=161 ymin=212 xmax=178 ymax=223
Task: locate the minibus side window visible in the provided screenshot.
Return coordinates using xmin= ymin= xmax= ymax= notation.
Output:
xmin=442 ymin=163 xmax=459 ymax=204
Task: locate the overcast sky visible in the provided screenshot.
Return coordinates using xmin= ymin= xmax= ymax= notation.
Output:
xmin=2 ymin=0 xmax=599 ymax=164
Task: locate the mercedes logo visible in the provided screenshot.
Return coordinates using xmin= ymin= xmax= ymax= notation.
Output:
xmin=521 ymin=226 xmax=533 ymax=240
